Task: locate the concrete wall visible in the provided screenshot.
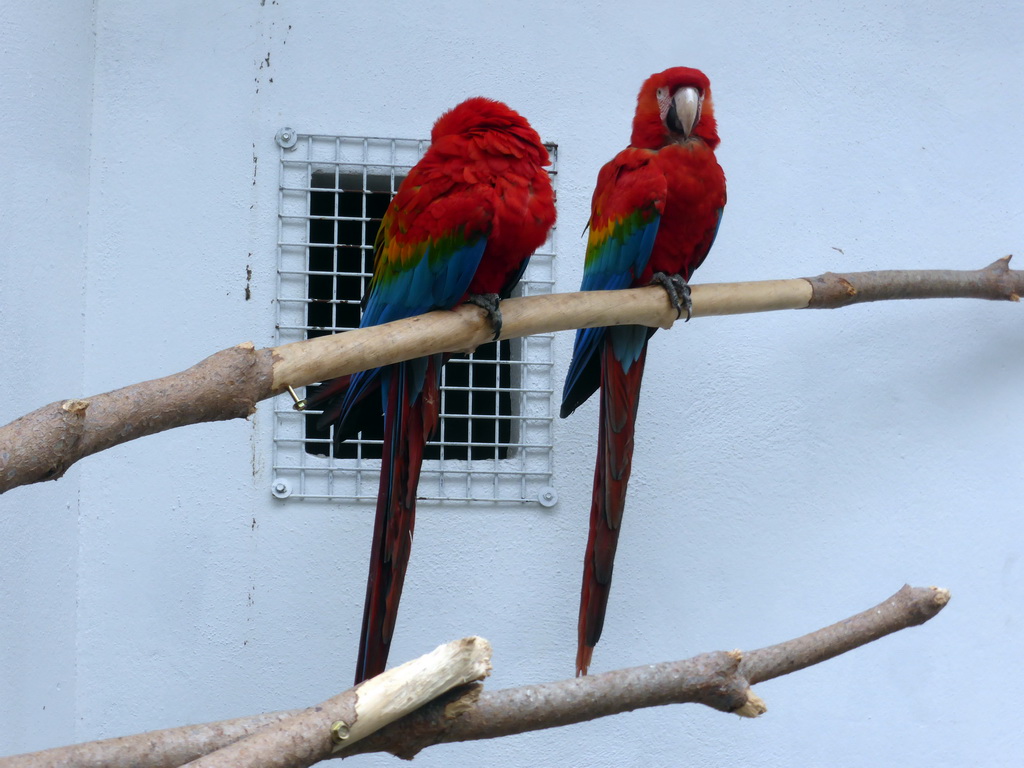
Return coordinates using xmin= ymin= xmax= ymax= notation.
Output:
xmin=0 ymin=0 xmax=94 ymax=743
xmin=2 ymin=1 xmax=1023 ymax=764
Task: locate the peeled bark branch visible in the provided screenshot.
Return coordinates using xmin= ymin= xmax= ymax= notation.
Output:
xmin=1 ymin=257 xmax=1018 ymax=494
xmin=0 ymin=585 xmax=948 ymax=767
xmin=182 ymin=636 xmax=491 ymax=768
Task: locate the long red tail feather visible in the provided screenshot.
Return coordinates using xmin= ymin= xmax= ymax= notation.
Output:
xmin=354 ymin=361 xmax=440 ymax=683
xmin=577 ymin=341 xmax=648 ymax=675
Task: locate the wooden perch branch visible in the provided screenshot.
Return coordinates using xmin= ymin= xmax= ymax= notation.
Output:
xmin=183 ymin=636 xmax=491 ymax=768
xmin=341 ymin=584 xmax=949 ymax=758
xmin=0 ymin=344 xmax=273 ymax=493
xmin=0 ymin=637 xmax=492 ymax=768
xmin=1 ymin=257 xmax=1019 ymax=494
xmin=0 ymin=585 xmax=949 ymax=767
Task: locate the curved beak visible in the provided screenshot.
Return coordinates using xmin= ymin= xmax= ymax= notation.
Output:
xmin=670 ymin=86 xmax=701 ymax=138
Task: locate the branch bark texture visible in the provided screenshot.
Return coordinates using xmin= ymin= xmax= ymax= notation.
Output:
xmin=181 ymin=636 xmax=491 ymax=768
xmin=0 ymin=585 xmax=949 ymax=767
xmin=1 ymin=258 xmax=1018 ymax=494
xmin=0 ymin=344 xmax=272 ymax=493
xmin=342 ymin=584 xmax=949 ymax=758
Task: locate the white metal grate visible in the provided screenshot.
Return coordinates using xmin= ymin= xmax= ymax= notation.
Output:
xmin=272 ymin=131 xmax=558 ymax=505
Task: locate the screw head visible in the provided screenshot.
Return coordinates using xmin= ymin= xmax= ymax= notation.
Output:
xmin=331 ymin=720 xmax=350 ymax=742
xmin=275 ymin=127 xmax=298 ymax=150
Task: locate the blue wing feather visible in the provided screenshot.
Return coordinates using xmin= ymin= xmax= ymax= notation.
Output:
xmin=339 ymin=237 xmax=488 ymax=428
xmin=560 ymin=215 xmax=660 ymax=418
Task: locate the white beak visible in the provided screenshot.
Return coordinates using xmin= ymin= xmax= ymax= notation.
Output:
xmin=672 ymin=87 xmax=701 ymax=138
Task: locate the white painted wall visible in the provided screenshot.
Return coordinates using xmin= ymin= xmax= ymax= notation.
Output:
xmin=2 ymin=1 xmax=1023 ymax=764
xmin=0 ymin=0 xmax=93 ymax=742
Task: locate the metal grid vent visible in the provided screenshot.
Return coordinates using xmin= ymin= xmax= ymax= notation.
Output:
xmin=273 ymin=130 xmax=558 ymax=505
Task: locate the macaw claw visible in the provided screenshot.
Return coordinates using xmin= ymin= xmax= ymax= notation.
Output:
xmin=467 ymin=292 xmax=503 ymax=339
xmin=651 ymin=272 xmax=692 ymax=321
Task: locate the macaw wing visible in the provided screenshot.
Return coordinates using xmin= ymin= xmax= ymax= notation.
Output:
xmin=560 ymin=151 xmax=666 ymax=418
xmin=685 ymin=202 xmax=725 ymax=280
xmin=338 ymin=182 xmax=493 ymax=431
xmin=361 ymin=186 xmax=492 ymax=326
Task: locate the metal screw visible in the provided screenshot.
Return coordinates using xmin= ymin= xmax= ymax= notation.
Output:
xmin=330 ymin=720 xmax=350 ymax=743
xmin=271 ymin=479 xmax=292 ymax=499
xmin=275 ymin=127 xmax=298 ymax=150
xmin=537 ymin=486 xmax=558 ymax=508
xmin=286 ymin=384 xmax=307 ymax=410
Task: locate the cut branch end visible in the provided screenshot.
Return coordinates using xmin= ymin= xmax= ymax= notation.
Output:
xmin=733 ymin=691 xmax=767 ymax=718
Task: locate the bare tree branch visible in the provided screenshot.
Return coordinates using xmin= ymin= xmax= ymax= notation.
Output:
xmin=0 ymin=585 xmax=949 ymax=767
xmin=1 ymin=257 xmax=1018 ymax=495
xmin=0 ymin=344 xmax=273 ymax=493
xmin=340 ymin=584 xmax=949 ymax=759
xmin=182 ymin=636 xmax=491 ymax=768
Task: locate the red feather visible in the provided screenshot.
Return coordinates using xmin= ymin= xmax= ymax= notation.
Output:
xmin=356 ymin=363 xmax=440 ymax=680
xmin=571 ymin=68 xmax=726 ymax=675
xmin=334 ymin=97 xmax=554 ymax=683
xmin=577 ymin=342 xmax=647 ymax=674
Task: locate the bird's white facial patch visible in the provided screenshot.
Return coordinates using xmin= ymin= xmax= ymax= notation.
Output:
xmin=656 ymin=86 xmax=672 ymax=123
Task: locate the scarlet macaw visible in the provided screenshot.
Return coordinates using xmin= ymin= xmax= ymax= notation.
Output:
xmin=305 ymin=97 xmax=556 ymax=683
xmin=560 ymin=68 xmax=726 ymax=675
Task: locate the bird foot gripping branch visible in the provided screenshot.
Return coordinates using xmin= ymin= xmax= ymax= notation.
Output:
xmin=650 ymin=272 xmax=693 ymax=320
xmin=466 ymin=292 xmax=504 ymax=340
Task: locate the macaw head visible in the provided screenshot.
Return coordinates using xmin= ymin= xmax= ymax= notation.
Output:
xmin=630 ymin=67 xmax=719 ymax=151
xmin=431 ymin=97 xmax=550 ymax=165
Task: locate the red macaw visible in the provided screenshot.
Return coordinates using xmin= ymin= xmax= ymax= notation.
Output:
xmin=305 ymin=97 xmax=555 ymax=683
xmin=560 ymin=68 xmax=726 ymax=675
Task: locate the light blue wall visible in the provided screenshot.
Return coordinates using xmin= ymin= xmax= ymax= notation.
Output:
xmin=2 ymin=1 xmax=1023 ymax=765
xmin=0 ymin=0 xmax=94 ymax=743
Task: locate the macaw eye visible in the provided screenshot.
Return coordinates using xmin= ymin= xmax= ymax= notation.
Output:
xmin=656 ymin=87 xmax=668 ymax=99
